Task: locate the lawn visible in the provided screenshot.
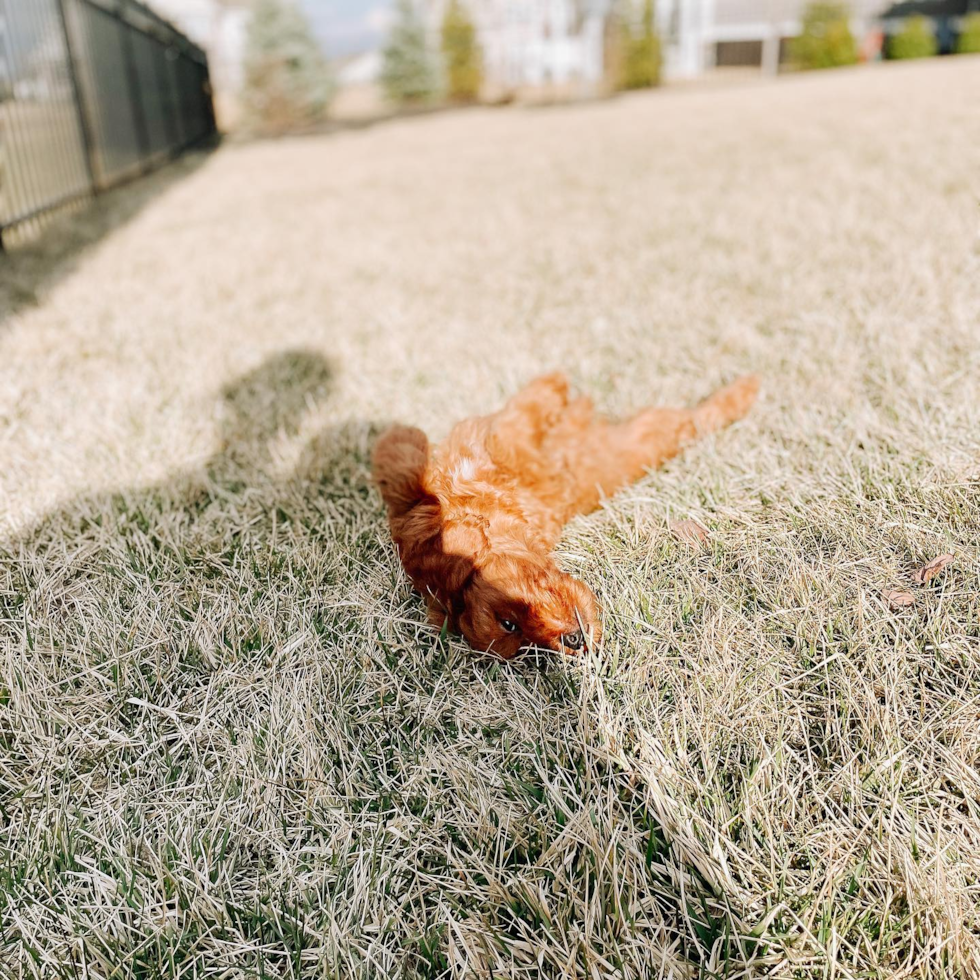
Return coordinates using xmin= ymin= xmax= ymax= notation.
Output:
xmin=1 ymin=57 xmax=979 ymax=979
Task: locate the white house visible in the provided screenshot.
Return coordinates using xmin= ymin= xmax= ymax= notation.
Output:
xmin=337 ymin=50 xmax=383 ymax=87
xmin=659 ymin=0 xmax=890 ymax=76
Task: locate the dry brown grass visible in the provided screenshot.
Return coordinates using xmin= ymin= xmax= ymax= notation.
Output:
xmin=2 ymin=57 xmax=979 ymax=979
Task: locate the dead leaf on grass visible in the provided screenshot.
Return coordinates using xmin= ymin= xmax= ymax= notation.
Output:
xmin=883 ymin=589 xmax=915 ymax=610
xmin=670 ymin=519 xmax=709 ymax=547
xmin=911 ymin=554 xmax=954 ymax=585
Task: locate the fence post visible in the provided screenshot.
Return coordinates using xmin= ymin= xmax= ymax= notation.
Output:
xmin=118 ymin=0 xmax=152 ymax=170
xmin=202 ymin=60 xmax=218 ymax=137
xmin=154 ymin=43 xmax=180 ymax=151
xmin=54 ymin=0 xmax=99 ymax=192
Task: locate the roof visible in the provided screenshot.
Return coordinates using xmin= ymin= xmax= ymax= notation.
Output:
xmin=881 ymin=0 xmax=974 ymax=18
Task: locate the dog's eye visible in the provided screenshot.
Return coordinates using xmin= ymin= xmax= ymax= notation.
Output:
xmin=500 ymin=619 xmax=520 ymax=634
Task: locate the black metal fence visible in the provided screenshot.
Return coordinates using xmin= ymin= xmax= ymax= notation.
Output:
xmin=0 ymin=0 xmax=216 ymax=247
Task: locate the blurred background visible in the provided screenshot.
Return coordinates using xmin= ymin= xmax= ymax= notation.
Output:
xmin=2 ymin=0 xmax=979 ymax=244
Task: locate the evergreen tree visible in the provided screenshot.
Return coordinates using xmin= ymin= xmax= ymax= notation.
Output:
xmin=242 ymin=0 xmax=332 ymax=134
xmin=603 ymin=9 xmax=625 ymax=91
xmin=889 ymin=15 xmax=938 ymax=58
xmin=620 ymin=0 xmax=661 ymax=90
xmin=382 ymin=0 xmax=438 ymax=105
xmin=441 ymin=0 xmax=482 ymax=102
xmin=791 ymin=2 xmax=857 ymax=69
xmin=955 ymin=12 xmax=980 ymax=53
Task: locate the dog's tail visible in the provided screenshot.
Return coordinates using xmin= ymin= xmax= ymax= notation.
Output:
xmin=693 ymin=375 xmax=760 ymax=434
xmin=372 ymin=425 xmax=430 ymax=519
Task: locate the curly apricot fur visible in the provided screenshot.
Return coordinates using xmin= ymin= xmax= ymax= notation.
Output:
xmin=374 ymin=374 xmax=759 ymax=658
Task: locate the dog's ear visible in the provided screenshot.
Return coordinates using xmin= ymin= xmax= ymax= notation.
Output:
xmin=418 ymin=549 xmax=475 ymax=626
xmin=372 ymin=425 xmax=430 ymax=518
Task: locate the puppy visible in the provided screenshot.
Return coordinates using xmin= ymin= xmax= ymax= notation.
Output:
xmin=373 ymin=373 xmax=758 ymax=659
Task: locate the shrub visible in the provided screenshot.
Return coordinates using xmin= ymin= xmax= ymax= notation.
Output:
xmin=956 ymin=12 xmax=980 ymax=53
xmin=382 ymin=0 xmax=438 ymax=105
xmin=791 ymin=2 xmax=858 ymax=69
xmin=619 ymin=0 xmax=662 ymax=90
xmin=242 ymin=0 xmax=332 ymax=135
xmin=889 ymin=15 xmax=938 ymax=59
xmin=441 ymin=0 xmax=482 ymax=101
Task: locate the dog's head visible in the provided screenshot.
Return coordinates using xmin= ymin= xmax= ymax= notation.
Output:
xmin=453 ymin=548 xmax=600 ymax=659
xmin=373 ymin=425 xmax=600 ymax=659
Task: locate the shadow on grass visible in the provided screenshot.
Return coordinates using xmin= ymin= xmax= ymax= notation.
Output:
xmin=0 ymin=350 xmax=754 ymax=978
xmin=0 ymin=147 xmax=214 ymax=330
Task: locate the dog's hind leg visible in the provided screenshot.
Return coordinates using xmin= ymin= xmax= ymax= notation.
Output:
xmin=485 ymin=373 xmax=575 ymax=470
xmin=557 ymin=376 xmax=759 ymax=518
xmin=624 ymin=374 xmax=759 ymax=469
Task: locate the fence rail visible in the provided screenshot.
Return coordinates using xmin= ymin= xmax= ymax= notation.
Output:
xmin=0 ymin=0 xmax=216 ymax=247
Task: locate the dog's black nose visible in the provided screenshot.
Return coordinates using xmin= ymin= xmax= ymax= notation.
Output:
xmin=562 ymin=630 xmax=584 ymax=650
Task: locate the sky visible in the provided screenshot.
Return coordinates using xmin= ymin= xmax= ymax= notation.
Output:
xmin=299 ymin=0 xmax=394 ymax=58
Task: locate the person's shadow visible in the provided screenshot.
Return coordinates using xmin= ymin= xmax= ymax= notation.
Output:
xmin=0 ymin=349 xmax=751 ymax=976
